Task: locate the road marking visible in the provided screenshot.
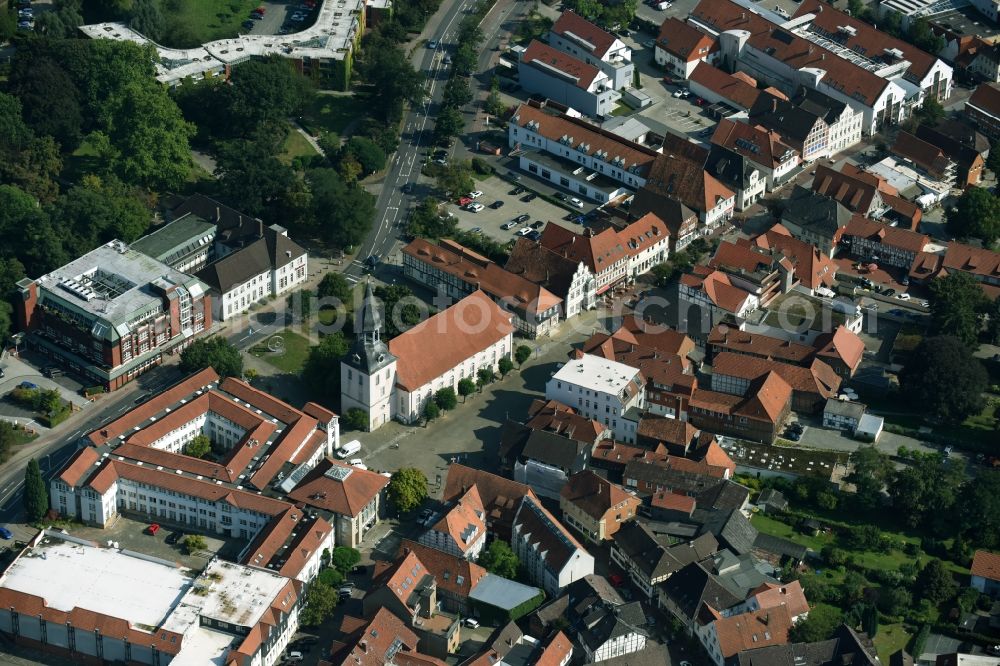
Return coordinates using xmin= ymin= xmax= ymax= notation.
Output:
xmin=345 ymin=275 xmax=359 ymax=283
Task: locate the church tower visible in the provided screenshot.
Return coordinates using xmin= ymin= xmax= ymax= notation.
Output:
xmin=340 ymin=281 xmax=397 ymax=431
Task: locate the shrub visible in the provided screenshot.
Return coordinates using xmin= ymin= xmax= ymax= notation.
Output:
xmin=471 ymin=157 xmax=494 ymax=175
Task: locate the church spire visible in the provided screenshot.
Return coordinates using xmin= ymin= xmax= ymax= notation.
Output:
xmin=358 ymin=280 xmax=382 ymax=344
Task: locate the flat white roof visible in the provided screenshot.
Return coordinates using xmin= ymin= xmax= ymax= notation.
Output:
xmin=1 ymin=539 xmax=193 ymax=629
xmin=79 ymin=0 xmax=369 ymax=84
xmin=171 ymin=627 xmax=238 ymax=666
xmin=550 ymin=353 xmax=641 ymax=395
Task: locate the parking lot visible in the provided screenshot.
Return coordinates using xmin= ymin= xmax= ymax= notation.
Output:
xmin=242 ymin=0 xmax=319 ymax=36
xmin=446 ymin=174 xmax=584 ymax=244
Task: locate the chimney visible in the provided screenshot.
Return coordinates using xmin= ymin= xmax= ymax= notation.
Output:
xmin=772 ymin=98 xmax=778 ymax=113
xmin=360 ymin=641 xmax=368 ymax=653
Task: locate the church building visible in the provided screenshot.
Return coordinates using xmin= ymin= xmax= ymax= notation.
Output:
xmin=340 ymin=283 xmax=515 ymax=430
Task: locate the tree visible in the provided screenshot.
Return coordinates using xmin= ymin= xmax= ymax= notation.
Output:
xmin=498 ymin=357 xmax=515 ymax=376
xmin=32 ymin=2 xmax=84 ymax=38
xmin=899 ymin=335 xmax=987 ymax=424
xmin=916 ymin=97 xmax=945 ymax=126
xmin=183 ymin=534 xmax=207 ymax=553
xmin=846 ymin=446 xmax=892 ymax=509
xmin=302 ymin=332 xmax=351 ymax=407
xmin=8 ymin=55 xmax=84 ymax=151
xmin=300 ymin=581 xmax=339 ymax=627
xmin=0 ymin=93 xmax=62 ymax=203
xmin=478 ymin=540 xmax=520 ymax=579
xmin=477 ymin=368 xmax=495 ymax=390
xmin=344 ymin=408 xmax=369 ymax=431
xmin=308 ymin=168 xmax=376 ymax=249
xmin=443 ymin=76 xmax=473 ymax=108
xmin=484 ymin=83 xmax=504 ymax=118
xmin=343 ymin=137 xmax=387 ymax=176
xmin=24 ymin=459 xmax=48 ymax=522
xmin=917 ymin=559 xmax=957 ymax=604
xmin=331 ymin=546 xmax=361 ymax=573
xmin=130 ymin=0 xmax=164 ymax=41
xmin=388 ymin=467 xmax=429 ymax=513
xmin=909 ymin=17 xmax=944 ymax=54
xmin=946 ymin=186 xmax=1000 ymax=246
xmin=959 ymin=471 xmax=1000 ymax=548
xmin=184 ymin=434 xmax=212 ymax=459
xmin=877 ymin=586 xmax=913 ymax=616
xmin=180 ymin=337 xmax=244 ymax=378
xmin=435 ymin=387 xmax=458 ymax=411
xmin=862 ymin=603 xmax=879 ymax=638
xmin=928 ymin=272 xmax=986 ymax=348
xmin=435 ymin=162 xmax=475 ymax=197
xmin=225 ymin=56 xmax=314 ymax=133
xmin=434 ymin=106 xmax=465 ymax=145
xmin=888 ymin=454 xmax=964 ymax=531
xmin=424 ymin=399 xmax=441 ymax=422
xmin=789 ymin=604 xmax=843 ymax=643
xmin=318 ymin=272 xmax=353 ymax=304
xmin=375 ymin=284 xmax=424 ymax=337
xmin=988 ymin=141 xmax=1000 ymax=177
xmin=215 ymin=135 xmax=297 ymax=217
xmin=458 ymin=378 xmax=476 ymax=401
xmin=361 ymin=34 xmax=424 ymax=123
xmin=515 ymin=345 xmax=532 ymax=367
xmin=408 ymin=198 xmax=458 ymax=239
xmin=48 ymin=177 xmax=151 ymax=255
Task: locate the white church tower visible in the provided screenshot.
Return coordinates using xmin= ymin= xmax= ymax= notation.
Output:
xmin=340 ymin=281 xmax=398 ymax=431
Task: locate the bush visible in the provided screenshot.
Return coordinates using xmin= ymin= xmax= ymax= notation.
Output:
xmin=317 ymin=567 xmax=345 ymax=587
xmin=183 ymin=534 xmax=207 ymax=554
xmin=331 ymin=546 xmax=361 ymax=573
xmin=471 ymin=157 xmax=494 ymax=175
xmin=82 ymin=385 xmax=105 ymax=397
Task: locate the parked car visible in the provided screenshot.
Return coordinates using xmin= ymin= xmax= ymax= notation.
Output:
xmin=466 ymin=202 xmax=485 ymax=213
xmin=882 ymin=288 xmax=896 ymax=297
xmin=243 ymin=19 xmax=255 ymax=28
xmin=569 ymin=197 xmax=584 ymax=208
xmin=895 ymin=292 xmax=910 ymax=301
xmin=521 ymin=193 xmax=537 ymax=202
xmin=19 ymin=381 xmax=37 ymax=390
xmin=527 ymin=230 xmax=542 ymax=241
xmin=514 ymin=213 xmax=530 ymax=223
xmin=427 ymin=40 xmax=438 ymax=49
xmin=457 ymin=196 xmax=473 ymax=206
xmin=531 ymin=221 xmax=544 ymax=229
xmin=469 ymin=227 xmax=483 ymax=234
xmin=464 ymin=618 xmax=480 ymax=628
xmin=554 ymin=192 xmax=567 ymax=201
xmin=166 ymin=531 xmax=183 ymax=545
xmin=516 ymin=227 xmax=533 ymax=236
xmin=643 ymin=39 xmax=655 ymax=48
xmin=501 ymin=221 xmax=517 ymax=230
xmin=468 ymin=190 xmax=483 ymax=199
xmin=0 ymin=526 xmax=12 ymax=540
xmin=510 ymin=186 xmax=525 ymax=195
xmin=489 ymin=200 xmax=504 ymax=209
xmin=147 ymin=523 xmax=160 ymax=536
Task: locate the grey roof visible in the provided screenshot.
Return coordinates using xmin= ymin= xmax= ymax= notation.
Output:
xmin=733 ymin=627 xmax=879 ymax=666
xmin=707 ymin=146 xmax=759 ymax=189
xmin=659 ymin=561 xmax=741 ymax=620
xmin=32 ymin=240 xmax=207 ymax=337
xmin=792 ymin=87 xmax=849 ymax=126
xmin=696 ymin=480 xmax=751 ymax=513
xmin=749 ymin=95 xmax=821 ymax=143
xmin=753 ymin=533 xmax=807 ymax=561
xmin=757 ymin=488 xmax=788 ymax=511
xmin=359 ymin=280 xmax=382 ymax=335
xmin=577 ymin=601 xmax=647 ymax=651
xmin=468 ymin=574 xmax=541 ymax=611
xmin=196 ymin=226 xmax=305 ymax=293
xmin=708 ymin=549 xmax=777 ymax=599
xmin=612 ymin=522 xmax=678 ymax=579
xmin=520 ymin=429 xmax=591 ymax=473
xmin=170 ymin=193 xmax=261 ymax=243
xmin=781 ymin=185 xmax=852 ymax=239
xmin=513 ymin=495 xmax=587 ymax=573
xmin=628 ymin=189 xmax=698 ymax=239
xmin=504 ymin=238 xmax=583 ymax=303
xmin=824 ymin=398 xmax=866 ymax=420
xmin=130 ymin=213 xmax=217 ymax=267
xmin=343 ymin=281 xmax=396 ymax=375
xmin=698 ymin=510 xmax=758 ymax=555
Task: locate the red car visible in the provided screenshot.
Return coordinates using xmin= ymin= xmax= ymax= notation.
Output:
xmin=457 ymin=196 xmax=473 ymax=206
xmin=147 ymin=523 xmax=160 ymax=536
xmin=662 ymin=75 xmax=674 ymax=84
xmin=609 ymin=574 xmax=625 ymax=587
xmin=254 ymin=6 xmax=266 ymax=13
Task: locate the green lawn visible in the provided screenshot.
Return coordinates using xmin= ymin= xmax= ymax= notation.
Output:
xmin=873 ymin=623 xmax=911 ymax=662
xmin=249 ymin=329 xmax=312 ymax=374
xmin=157 ymin=0 xmax=263 ymax=48
xmin=962 ymin=397 xmax=998 ymax=431
xmin=751 ymin=513 xmax=831 ymax=552
xmin=301 ymin=95 xmax=369 ymax=136
xmin=279 ymin=130 xmax=320 ymax=165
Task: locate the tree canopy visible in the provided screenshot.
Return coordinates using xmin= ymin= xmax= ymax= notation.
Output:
xmin=180 ymin=337 xmax=244 ymax=378
xmin=478 ymin=540 xmax=520 ymax=579
xmin=302 ymin=332 xmax=351 ymax=408
xmin=928 ymin=272 xmax=987 ymax=348
xmin=899 ymin=335 xmax=987 ymax=424
xmin=946 ymin=186 xmax=1000 ymax=246
xmin=24 ymin=459 xmax=48 ymax=522
xmin=388 ymin=467 xmax=429 ymax=513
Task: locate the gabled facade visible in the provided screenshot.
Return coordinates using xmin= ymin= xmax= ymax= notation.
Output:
xmin=559 ymin=470 xmax=640 ymax=543
xmin=518 ymin=40 xmax=620 ymax=117
xmin=655 ymin=17 xmax=718 ymax=78
xmin=511 ymin=495 xmax=595 ymax=596
xmin=549 ymin=11 xmax=634 ymax=90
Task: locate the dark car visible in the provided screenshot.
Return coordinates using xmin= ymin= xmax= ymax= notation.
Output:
xmin=521 ymin=193 xmax=537 ymax=202
xmin=510 ymin=186 xmax=525 ymax=195
xmin=0 ymin=526 xmax=12 ymax=540
xmin=351 ymin=564 xmax=368 ymax=575
xmin=489 ymin=200 xmax=504 ymax=209
xmin=531 ymin=221 xmax=544 ymax=229
xmin=526 ymin=230 xmax=541 ymax=241
xmin=554 ymin=192 xmax=567 ymax=201
xmin=364 ymin=255 xmax=379 ymax=268
xmin=166 ymin=531 xmax=183 ymax=545
xmin=514 ymin=213 xmax=530 ymax=223
xmin=784 ymin=430 xmax=801 ymax=441
xmin=297 ymin=636 xmax=319 ymax=646
xmin=243 ymin=19 xmax=255 ymax=28
xmin=788 ymin=422 xmax=804 ymax=433
xmin=882 ymin=288 xmax=896 ymax=297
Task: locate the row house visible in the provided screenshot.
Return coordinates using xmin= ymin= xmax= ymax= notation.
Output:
xmin=618 ymin=212 xmax=671 ymax=278
xmin=518 ymin=40 xmax=620 ymax=118
xmin=748 ymin=88 xmax=862 ymax=163
xmin=709 ymin=240 xmax=795 ymax=309
xmin=418 ymin=486 xmax=487 ymax=561
xmin=442 ymin=465 xmax=538 ymax=542
xmin=710 ymin=351 xmax=842 ymax=414
xmin=507 ymin=103 xmax=658 ymax=202
xmin=710 ymin=118 xmax=800 ymax=191
xmin=559 ymin=470 xmax=640 ymax=544
xmin=892 ymin=130 xmax=958 ymax=186
xmin=505 ymin=237 xmax=599 ymax=320
xmin=537 ymin=223 xmax=630 ymax=295
xmin=639 ymin=135 xmax=736 ymax=229
xmin=780 ymin=185 xmax=853 ymax=257
xmin=688 ymin=372 xmax=792 ymax=443
xmin=655 ymin=17 xmax=717 ymax=78
xmin=611 ymin=523 xmax=719 ymax=599
xmin=545 ymin=353 xmax=645 ymax=443
xmin=511 ymin=495 xmax=595 ymax=596
xmin=915 ymin=121 xmax=988 ymax=188
xmin=549 ymin=10 xmax=634 ymax=90
xmin=751 ymin=226 xmax=838 ymax=295
xmin=402 ymin=238 xmax=563 ymax=338
xmin=841 ymin=215 xmax=931 ymax=269
xmin=679 ymin=265 xmax=761 ymax=332
xmin=965 ymin=82 xmax=1000 ymax=140
xmin=812 ymin=163 xmax=922 ymax=231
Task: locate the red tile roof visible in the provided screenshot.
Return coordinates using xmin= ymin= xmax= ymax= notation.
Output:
xmin=443 ymin=464 xmax=538 ymax=533
xmin=652 ymin=491 xmax=697 ymax=513
xmin=971 ymin=549 xmax=1000 ymax=581
xmin=398 ymin=539 xmax=488 ymax=598
xmin=334 ymin=608 xmax=419 ymax=666
xmin=680 ymin=267 xmax=755 ymax=314
xmin=842 ymin=215 xmax=930 ymax=254
xmin=512 ymin=103 xmax=658 ymax=177
xmin=712 ymin=351 xmax=841 ymax=398
xmin=539 ymin=223 xmax=629 ymax=275
xmin=58 ymin=447 xmax=101 ymax=487
xmin=535 ymin=630 xmax=573 ymax=666
xmin=750 ymin=580 xmax=810 ymax=618
xmin=942 ymin=241 xmax=1000 ymax=280
xmin=389 ymin=290 xmax=513 ymax=392
xmin=657 ymin=17 xmax=717 ymax=62
xmin=752 ymin=228 xmax=838 ymax=290
xmin=522 ymin=40 xmax=602 ymax=90
xmin=691 ymin=372 xmax=792 ymax=424
xmin=560 ymin=470 xmax=639 ymax=521
xmin=526 ymin=399 xmax=608 ymax=443
xmin=711 ymin=603 xmax=793 ymax=658
xmin=637 ymin=416 xmax=698 ymax=448
xmin=618 ymin=213 xmax=671 ymax=256
xmin=794 ymin=0 xmax=938 ymax=79
xmin=551 ymin=10 xmax=618 ymax=58
xmin=244 ymin=509 xmax=333 ymax=580
xmin=892 ymin=131 xmax=954 ymax=180
xmin=286 ymin=458 xmax=389 ymax=517
xmin=403 ymin=238 xmax=562 ymax=316
xmin=708 ymin=325 xmax=815 ymax=365
xmin=644 ymin=143 xmax=735 ymax=216
xmin=429 ymin=486 xmax=487 ymax=554
xmin=711 ymin=118 xmax=798 ymax=170
xmin=690 ymin=62 xmax=764 ymax=110
xmin=968 ymin=83 xmax=1000 ymax=118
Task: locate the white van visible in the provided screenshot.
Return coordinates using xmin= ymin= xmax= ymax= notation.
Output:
xmin=286 ymin=652 xmax=304 ymax=663
xmin=337 ymin=440 xmax=362 ymax=459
